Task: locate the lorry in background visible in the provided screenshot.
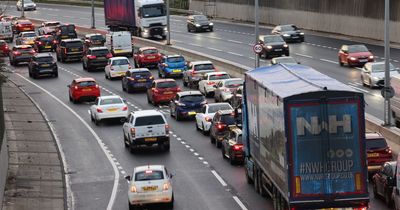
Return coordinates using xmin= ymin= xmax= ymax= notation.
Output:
xmin=104 ymin=0 xmax=167 ymax=39
xmin=242 ymin=64 xmax=369 ymax=210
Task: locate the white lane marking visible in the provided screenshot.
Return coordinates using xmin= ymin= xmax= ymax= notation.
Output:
xmin=347 ymin=84 xmax=370 ymax=93
xmin=233 ymin=196 xmax=248 ymax=210
xmin=121 ymin=170 xmax=126 ymax=175
xmin=203 ymin=161 xmax=208 ymax=165
xmin=189 ymin=148 xmax=194 ymax=152
xmin=320 ymin=58 xmax=337 ymax=64
xmin=185 ymin=145 xmax=190 ymax=148
xmin=194 ymin=152 xmax=199 ymax=156
xmin=198 ymin=157 xmax=203 ymax=160
xmin=207 ymin=47 xmax=223 ymax=52
xmin=227 ymin=52 xmax=243 ymax=57
xmin=249 ymin=57 xmax=255 ymax=60
xmin=211 ymin=170 xmax=227 ymax=187
xmin=16 ymin=73 xmax=120 ymax=210
xmin=228 ymin=39 xmax=243 ymax=44
xmin=188 ymin=43 xmax=201 ymax=47
xmin=294 ymin=53 xmax=313 ymax=59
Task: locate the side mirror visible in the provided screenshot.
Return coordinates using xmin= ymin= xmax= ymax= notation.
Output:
xmin=297 ymin=62 xmax=301 ymax=64
xmin=342 ymin=50 xmax=348 ymax=54
xmin=124 ymin=175 xmax=131 ymax=181
xmin=67 ymin=85 xmax=70 ymax=88
xmin=170 ymin=172 xmax=175 ymax=178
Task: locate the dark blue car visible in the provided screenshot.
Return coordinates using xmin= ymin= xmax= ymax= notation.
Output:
xmin=158 ymin=55 xmax=187 ymax=78
xmin=169 ymin=91 xmax=207 ymax=121
xmin=122 ymin=68 xmax=154 ymax=93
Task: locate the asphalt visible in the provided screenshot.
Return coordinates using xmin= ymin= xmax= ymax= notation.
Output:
xmin=1 ymin=75 xmax=65 ymax=210
xmin=0 ymin=3 xmax=395 ymax=210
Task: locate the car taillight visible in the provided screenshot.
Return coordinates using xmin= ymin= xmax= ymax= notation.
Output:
xmin=130 ymin=128 xmax=135 ymax=137
xmin=87 ymin=55 xmax=96 ymax=59
xmin=106 ymin=53 xmax=113 ymax=58
xmin=4 ymin=46 xmax=8 ymax=49
xmin=64 ymin=48 xmax=67 ymax=54
xmin=207 ymin=81 xmax=215 ymax=85
xmin=233 ymin=144 xmax=243 ymax=151
xmin=13 ymin=51 xmax=21 ymax=55
xmin=152 ymin=88 xmax=159 ymax=93
xmin=163 ymin=182 xmax=170 ymax=191
xmin=122 ymin=105 xmax=128 ymax=111
xmin=95 ymin=84 xmax=99 ymax=89
xmin=177 ymin=87 xmax=181 ymax=92
xmin=130 ymin=185 xmax=137 ymax=193
xmin=37 ymin=41 xmax=42 ymax=45
xmin=74 ymin=86 xmax=78 ymax=90
xmin=205 ymin=116 xmax=212 ymax=122
xmin=96 ymin=107 xmax=103 ymax=113
xmin=217 ymin=123 xmax=226 ymax=131
xmin=165 ymin=124 xmax=169 ymax=133
xmin=149 ymin=76 xmax=154 ymax=80
xmin=386 ymin=148 xmax=392 ymax=154
xmin=53 ymin=40 xmax=57 ymax=44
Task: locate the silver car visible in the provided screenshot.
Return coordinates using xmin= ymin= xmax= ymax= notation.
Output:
xmin=214 ymin=78 xmax=244 ymax=102
xmin=361 ymin=62 xmax=399 ymax=88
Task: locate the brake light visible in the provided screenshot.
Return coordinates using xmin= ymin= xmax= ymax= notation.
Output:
xmin=13 ymin=51 xmax=21 ymax=55
xmin=87 ymin=55 xmax=96 ymax=59
xmin=165 ymin=124 xmax=169 ymax=133
xmin=37 ymin=41 xmax=42 ymax=45
xmin=53 ymin=40 xmax=57 ymax=44
xmin=205 ymin=116 xmax=212 ymax=122
xmin=233 ymin=144 xmax=243 ymax=151
xmin=74 ymin=86 xmax=78 ymax=90
xmin=106 ymin=53 xmax=113 ymax=58
xmin=130 ymin=128 xmax=135 ymax=137
xmin=217 ymin=123 xmax=226 ymax=130
xmin=145 ymin=170 xmax=153 ymax=174
xmin=4 ymin=46 xmax=8 ymax=49
xmin=163 ymin=182 xmax=170 ymax=191
xmin=130 ymin=185 xmax=137 ymax=193
xmin=207 ymin=81 xmax=215 ymax=85
xmin=122 ymin=106 xmax=128 ymax=111
xmin=386 ymin=148 xmax=392 ymax=154
xmin=29 ymin=50 xmax=35 ymax=55
xmin=64 ymin=48 xmax=67 ymax=54
xmin=152 ymin=88 xmax=159 ymax=93
xmin=96 ymin=107 xmax=103 ymax=113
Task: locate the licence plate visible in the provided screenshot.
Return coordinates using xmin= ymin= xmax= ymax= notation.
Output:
xmin=368 ymin=153 xmax=379 ymax=157
xmin=142 ymin=186 xmax=158 ymax=191
xmin=41 ymin=64 xmax=50 ymax=67
xmin=147 ymin=56 xmax=155 ymax=59
xmin=173 ymin=69 xmax=181 ymax=73
xmin=145 ymin=137 xmax=157 ymax=142
xmin=164 ymin=91 xmax=173 ymax=94
xmin=24 ymin=27 xmax=30 ymax=30
xmin=107 ymin=108 xmax=118 ymax=112
xmin=82 ymin=88 xmax=92 ymax=92
xmin=275 ymin=49 xmax=282 ymax=51
xmin=188 ymin=111 xmax=196 ymax=116
xmin=114 ymin=49 xmax=123 ymax=53
xmin=359 ymin=59 xmax=368 ymax=62
xmin=45 ymin=46 xmax=51 ymax=49
xmin=138 ymin=79 xmax=146 ymax=82
xmin=71 ymin=48 xmax=79 ymax=52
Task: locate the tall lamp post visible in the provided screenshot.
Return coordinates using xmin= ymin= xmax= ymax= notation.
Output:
xmin=254 ymin=0 xmax=259 ymax=68
xmin=91 ymin=0 xmax=95 ymax=29
xmin=21 ymin=0 xmax=25 ymax=18
xmin=166 ymin=0 xmax=171 ymax=45
xmin=383 ymin=0 xmax=391 ymax=125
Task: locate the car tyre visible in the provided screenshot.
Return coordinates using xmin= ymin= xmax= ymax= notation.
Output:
xmin=216 ymin=140 xmax=222 ymax=148
xmin=94 ymin=118 xmax=100 ymax=126
xmin=128 ymin=202 xmax=135 ymax=210
xmin=372 ymin=182 xmax=378 ymax=198
xmin=123 ymin=135 xmax=129 ymax=148
xmin=202 ymin=123 xmax=208 ymax=135
xmin=221 ymin=146 xmax=227 ymax=159
xmin=210 ymin=135 xmax=216 ymax=144
xmin=129 ymin=142 xmax=137 ymax=154
xmin=53 ymin=72 xmax=58 ymax=78
xmin=147 ymin=94 xmax=151 ymax=104
xmin=229 ymin=152 xmax=236 ymax=165
xmin=196 ymin=121 xmax=200 ymax=131
xmin=339 ymin=57 xmax=343 ymax=66
xmin=176 ymin=111 xmax=182 ymax=121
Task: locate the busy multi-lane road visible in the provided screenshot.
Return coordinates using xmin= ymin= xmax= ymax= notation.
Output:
xmin=3 ymin=3 xmax=396 ymax=210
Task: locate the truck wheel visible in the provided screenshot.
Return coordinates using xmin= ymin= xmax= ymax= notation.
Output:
xmin=129 ymin=142 xmax=137 ymax=154
xmin=245 ymin=162 xmax=254 ymax=184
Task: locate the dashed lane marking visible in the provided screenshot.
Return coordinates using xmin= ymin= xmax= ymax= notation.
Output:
xmin=207 ymin=47 xmax=223 ymax=52
xmin=294 ymin=53 xmax=313 ymax=59
xmin=211 ymin=170 xmax=228 ymax=187
xmin=227 ymin=52 xmax=244 ymax=57
xmin=228 ymin=39 xmax=243 ymax=44
xmin=233 ymin=196 xmax=249 ymax=210
xmin=320 ymin=58 xmax=337 ymax=64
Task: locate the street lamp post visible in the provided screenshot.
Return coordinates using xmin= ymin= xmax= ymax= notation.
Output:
xmin=21 ymin=0 xmax=25 ymax=18
xmin=254 ymin=0 xmax=259 ymax=68
xmin=91 ymin=0 xmax=95 ymax=29
xmin=166 ymin=0 xmax=171 ymax=45
xmin=383 ymin=0 xmax=391 ymax=125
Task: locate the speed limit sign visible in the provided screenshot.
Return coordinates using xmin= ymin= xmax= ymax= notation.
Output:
xmin=253 ymin=44 xmax=263 ymax=54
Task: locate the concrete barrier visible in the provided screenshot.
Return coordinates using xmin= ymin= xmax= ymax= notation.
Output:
xmin=28 ymin=18 xmax=400 ymax=155
xmin=0 ymin=134 xmax=7 ymax=210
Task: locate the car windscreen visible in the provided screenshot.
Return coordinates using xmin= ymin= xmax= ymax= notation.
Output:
xmin=167 ymin=57 xmax=184 ymax=63
xmin=91 ymin=49 xmax=109 ymax=56
xmin=65 ymin=41 xmax=82 ymax=48
xmin=221 ymin=114 xmax=236 ymax=125
xmin=141 ymin=4 xmax=166 ymax=18
xmin=112 ymin=59 xmax=129 ymax=66
xmin=208 ymin=104 xmax=232 ymax=113
xmin=36 ymin=57 xmax=53 ymax=63
xmin=348 ymin=45 xmax=369 ymax=53
xmin=366 ymin=138 xmax=388 ymax=150
xmin=264 ymin=36 xmax=284 ymax=43
xmin=17 ymin=48 xmax=32 ymax=53
xmin=134 ymin=115 xmax=165 ymax=126
xmin=281 ymin=25 xmax=297 ymax=31
xmin=371 ymin=63 xmax=396 ymax=72
xmin=225 ymin=80 xmax=243 ymax=88
xmin=194 ymin=64 xmax=214 ymax=71
xmin=131 ymin=72 xmax=151 ymax=78
xmin=157 ymin=81 xmax=177 ymax=88
xmin=60 ymin=25 xmax=75 ymax=34
xmin=78 ymin=81 xmax=96 ymax=87
xmin=100 ymin=98 xmax=123 ymax=105
xmin=45 ymin=22 xmax=59 ymax=27
xmin=194 ymin=15 xmax=208 ymax=21
xmin=180 ymin=95 xmax=204 ymax=103
xmin=135 ymin=170 xmax=164 ymax=181
xmin=38 ymin=36 xmax=54 ymax=41
xmin=23 ymin=33 xmax=36 ymax=37
xmin=209 ymin=74 xmax=230 ymax=80
xmin=90 ymin=35 xmax=104 ymax=41
xmin=143 ymin=49 xmax=158 ymax=54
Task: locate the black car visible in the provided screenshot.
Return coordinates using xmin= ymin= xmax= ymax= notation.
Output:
xmin=83 ymin=33 xmax=105 ymax=48
xmin=56 ymin=39 xmax=83 ymax=62
xmin=28 ymin=53 xmax=58 ymax=78
xmin=170 ymin=91 xmax=206 ymax=121
xmin=210 ymin=109 xmax=237 ymax=148
xmin=271 ymin=24 xmax=304 ymax=43
xmin=54 ymin=24 xmax=77 ymax=43
xmin=34 ymin=35 xmax=56 ymax=52
xmin=122 ymin=69 xmax=154 ymax=93
xmin=187 ymin=15 xmax=213 ymax=32
xmin=221 ymin=126 xmax=244 ymax=165
xmin=259 ymin=35 xmax=289 ymax=59
xmin=82 ymin=46 xmax=112 ymax=71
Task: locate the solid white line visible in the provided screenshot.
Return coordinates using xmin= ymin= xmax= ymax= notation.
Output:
xmin=233 ymin=196 xmax=248 ymax=210
xmin=347 ymin=84 xmax=369 ymax=93
xmin=211 ymin=170 xmax=227 ymax=187
xmin=207 ymin=47 xmax=223 ymax=52
xmin=16 ymin=73 xmax=120 ymax=210
xmin=188 ymin=43 xmax=201 ymax=47
xmin=227 ymin=52 xmax=243 ymax=57
xmin=294 ymin=53 xmax=313 ymax=59
xmin=320 ymin=58 xmax=337 ymax=64
xmin=228 ymin=39 xmax=243 ymax=44
xmin=194 ymin=152 xmax=199 ymax=156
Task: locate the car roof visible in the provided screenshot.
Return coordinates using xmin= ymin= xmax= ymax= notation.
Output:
xmin=208 ymin=102 xmax=231 ymax=107
xmin=221 ymin=78 xmax=243 ymax=83
xmin=89 ymin=46 xmax=108 ymax=50
xmin=154 ymin=79 xmax=175 ymax=83
xmin=139 ymin=47 xmax=157 ymax=51
xmin=37 ymin=35 xmax=54 ymax=38
xmin=131 ymin=110 xmax=163 ymax=117
xmin=21 ymin=31 xmax=36 ymax=35
xmin=193 ymin=15 xmax=207 ymax=18
xmin=34 ymin=53 xmax=53 ymax=58
xmin=134 ymin=165 xmax=164 ymax=173
xmin=190 ymin=61 xmax=212 ymax=65
xmin=365 ymin=132 xmax=384 ymax=139
xmin=205 ymin=71 xmax=228 ymax=76
xmin=217 ymin=109 xmax=234 ymax=115
xmin=44 ymin=21 xmax=60 ymax=23
xmin=74 ymin=77 xmax=96 ymax=83
xmin=18 ymin=20 xmax=31 ymax=23
xmin=110 ymin=56 xmax=129 ymax=61
xmin=14 ymin=45 xmax=32 ymax=49
xmin=129 ymin=68 xmax=150 ymax=73
xmin=178 ymin=91 xmax=202 ymax=96
xmin=98 ymin=95 xmax=122 ymax=100
xmin=62 ymin=38 xmax=81 ymax=42
xmin=165 ymin=54 xmax=183 ymax=58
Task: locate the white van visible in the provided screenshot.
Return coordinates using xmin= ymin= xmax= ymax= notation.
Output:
xmin=105 ymin=31 xmax=132 ymax=57
xmin=0 ymin=22 xmax=13 ymax=42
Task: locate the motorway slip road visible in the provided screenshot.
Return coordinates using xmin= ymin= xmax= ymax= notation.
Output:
xmin=1 ymin=76 xmax=65 ymax=209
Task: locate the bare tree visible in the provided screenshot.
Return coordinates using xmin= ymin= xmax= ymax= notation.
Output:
xmin=0 ymin=0 xmax=11 ymax=16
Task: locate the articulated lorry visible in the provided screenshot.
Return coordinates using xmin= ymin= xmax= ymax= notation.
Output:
xmin=104 ymin=0 xmax=167 ymax=39
xmin=243 ymin=64 xmax=369 ymax=210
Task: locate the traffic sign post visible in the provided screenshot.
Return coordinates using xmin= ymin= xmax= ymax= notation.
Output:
xmin=381 ymin=86 xmax=395 ymax=99
xmin=253 ymin=44 xmax=263 ymax=54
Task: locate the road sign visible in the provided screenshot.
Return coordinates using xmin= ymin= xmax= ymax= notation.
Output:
xmin=253 ymin=44 xmax=263 ymax=54
xmin=381 ymin=86 xmax=395 ymax=98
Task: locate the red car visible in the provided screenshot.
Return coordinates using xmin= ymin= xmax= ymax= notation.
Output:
xmin=68 ymin=78 xmax=100 ymax=103
xmin=0 ymin=40 xmax=10 ymax=56
xmin=147 ymin=79 xmax=181 ymax=105
xmin=338 ymin=44 xmax=374 ymax=67
xmin=13 ymin=19 xmax=34 ymax=34
xmin=366 ymin=132 xmax=393 ymax=177
xmin=134 ymin=47 xmax=162 ymax=68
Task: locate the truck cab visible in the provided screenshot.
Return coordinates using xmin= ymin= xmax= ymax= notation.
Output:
xmin=135 ymin=0 xmax=167 ymax=39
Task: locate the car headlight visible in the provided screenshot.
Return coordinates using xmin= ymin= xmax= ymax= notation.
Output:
xmin=143 ymin=29 xmax=149 ymax=33
xmin=283 ymin=44 xmax=288 ymax=48
xmin=350 ymin=57 xmax=357 ymax=61
xmin=164 ymin=27 xmax=167 ymax=31
xmin=283 ymin=34 xmax=290 ymax=37
xmin=195 ymin=24 xmax=201 ymax=27
xmin=209 ymin=23 xmax=213 ymax=26
xmin=369 ymin=55 xmax=374 ymax=59
xmin=300 ymin=32 xmax=304 ymax=35
xmin=372 ymin=77 xmax=381 ymax=81
xmin=266 ymin=45 xmax=273 ymax=49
